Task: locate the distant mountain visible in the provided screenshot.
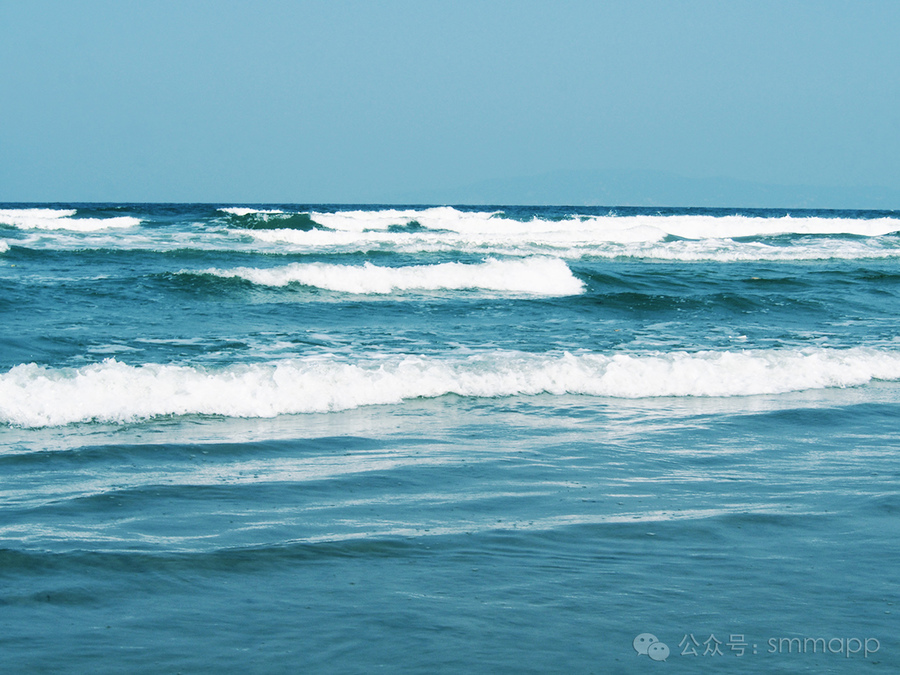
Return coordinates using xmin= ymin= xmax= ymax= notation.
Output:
xmin=397 ymin=169 xmax=900 ymax=210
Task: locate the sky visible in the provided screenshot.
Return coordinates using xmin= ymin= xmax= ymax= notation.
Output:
xmin=1 ymin=0 xmax=899 ymax=205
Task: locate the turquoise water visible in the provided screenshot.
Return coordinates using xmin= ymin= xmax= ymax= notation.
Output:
xmin=1 ymin=204 xmax=899 ymax=673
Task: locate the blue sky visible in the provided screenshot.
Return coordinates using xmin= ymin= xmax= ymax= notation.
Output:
xmin=1 ymin=0 xmax=898 ymax=205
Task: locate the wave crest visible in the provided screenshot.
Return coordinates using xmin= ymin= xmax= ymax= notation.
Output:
xmin=181 ymin=258 xmax=583 ymax=295
xmin=3 ymin=347 xmax=900 ymax=427
xmin=241 ymin=207 xmax=900 ymax=260
xmin=0 ymin=208 xmax=140 ymax=231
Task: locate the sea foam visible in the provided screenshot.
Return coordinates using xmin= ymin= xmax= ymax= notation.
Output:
xmin=0 ymin=208 xmax=140 ymax=231
xmin=185 ymin=258 xmax=584 ymax=295
xmin=240 ymin=207 xmax=900 ymax=260
xmin=303 ymin=207 xmax=900 ymax=238
xmin=4 ymin=347 xmax=900 ymax=427
xmin=219 ymin=207 xmax=286 ymax=216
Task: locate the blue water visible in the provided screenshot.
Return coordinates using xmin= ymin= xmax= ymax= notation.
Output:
xmin=1 ymin=204 xmax=899 ymax=673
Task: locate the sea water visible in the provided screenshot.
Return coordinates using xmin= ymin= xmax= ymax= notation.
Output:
xmin=1 ymin=204 xmax=898 ymax=673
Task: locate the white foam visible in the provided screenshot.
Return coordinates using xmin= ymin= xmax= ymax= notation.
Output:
xmin=247 ymin=228 xmax=900 ymax=262
xmin=5 ymin=206 xmax=896 ymax=260
xmin=4 ymin=347 xmax=900 ymax=427
xmin=308 ymin=207 xmax=502 ymax=232
xmin=585 ymin=238 xmax=900 ymax=262
xmin=187 ymin=258 xmax=584 ymax=295
xmin=219 ymin=207 xmax=285 ymax=216
xmin=239 ymin=208 xmax=900 ymax=261
xmin=0 ymin=208 xmax=75 ymax=228
xmin=0 ymin=208 xmax=140 ymax=232
xmin=302 ymin=208 xmax=899 ymax=238
xmin=0 ymin=240 xmax=8 ymax=253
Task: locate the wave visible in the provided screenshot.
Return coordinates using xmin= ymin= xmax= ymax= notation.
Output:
xmin=219 ymin=208 xmax=286 ymax=217
xmin=4 ymin=347 xmax=900 ymax=427
xmin=4 ymin=206 xmax=898 ymax=260
xmin=181 ymin=258 xmax=584 ymax=295
xmin=219 ymin=208 xmax=318 ymax=231
xmin=239 ymin=207 xmax=900 ymax=260
xmin=301 ymin=207 xmax=900 ymax=238
xmin=0 ymin=208 xmax=140 ymax=232
xmin=0 ymin=240 xmax=8 ymax=253
xmin=247 ymin=228 xmax=900 ymax=261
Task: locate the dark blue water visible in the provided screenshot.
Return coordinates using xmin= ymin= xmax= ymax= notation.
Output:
xmin=1 ymin=204 xmax=899 ymax=672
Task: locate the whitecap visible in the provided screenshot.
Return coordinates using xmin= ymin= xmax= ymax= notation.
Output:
xmin=0 ymin=208 xmax=140 ymax=231
xmin=185 ymin=257 xmax=585 ymax=296
xmin=219 ymin=207 xmax=286 ymax=216
xmin=4 ymin=347 xmax=900 ymax=427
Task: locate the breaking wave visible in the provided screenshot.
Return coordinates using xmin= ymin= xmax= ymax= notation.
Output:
xmin=181 ymin=257 xmax=584 ymax=295
xmin=239 ymin=207 xmax=900 ymax=260
xmin=4 ymin=347 xmax=900 ymax=427
xmin=0 ymin=208 xmax=140 ymax=231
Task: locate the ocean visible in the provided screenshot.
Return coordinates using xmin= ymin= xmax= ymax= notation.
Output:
xmin=1 ymin=203 xmax=898 ymax=673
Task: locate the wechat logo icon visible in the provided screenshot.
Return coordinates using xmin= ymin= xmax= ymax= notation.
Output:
xmin=634 ymin=633 xmax=670 ymax=662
